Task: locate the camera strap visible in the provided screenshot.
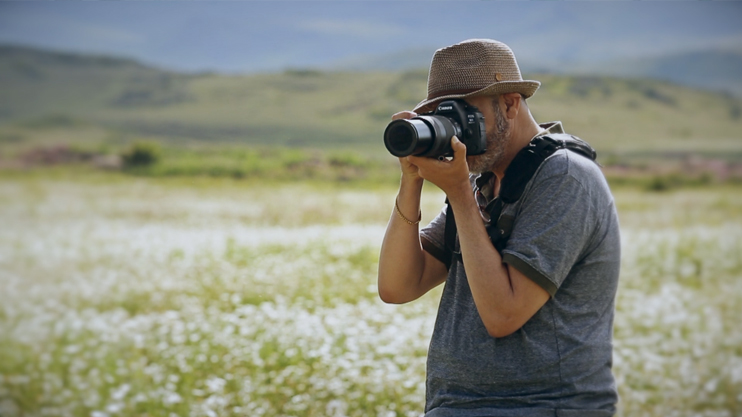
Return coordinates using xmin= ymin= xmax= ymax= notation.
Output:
xmin=442 ymin=134 xmax=597 ymax=270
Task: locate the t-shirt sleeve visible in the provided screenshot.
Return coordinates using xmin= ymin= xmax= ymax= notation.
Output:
xmin=420 ymin=205 xmax=449 ymax=265
xmin=501 ymin=166 xmax=596 ymax=297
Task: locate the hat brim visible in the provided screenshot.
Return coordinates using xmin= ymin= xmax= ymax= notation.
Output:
xmin=412 ymin=80 xmax=541 ymax=114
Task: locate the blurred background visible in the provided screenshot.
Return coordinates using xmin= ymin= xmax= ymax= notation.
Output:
xmin=1 ymin=1 xmax=741 ymax=180
xmin=1 ymin=2 xmax=741 ymax=417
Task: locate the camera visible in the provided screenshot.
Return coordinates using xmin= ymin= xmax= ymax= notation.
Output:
xmin=383 ymin=99 xmax=487 ymax=158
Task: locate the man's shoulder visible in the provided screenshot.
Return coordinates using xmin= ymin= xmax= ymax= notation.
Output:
xmin=516 ymin=143 xmax=612 ymax=215
xmin=535 ymin=146 xmax=607 ymax=192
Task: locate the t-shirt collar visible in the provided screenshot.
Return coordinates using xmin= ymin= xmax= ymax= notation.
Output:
xmin=473 ymin=121 xmax=565 ymax=200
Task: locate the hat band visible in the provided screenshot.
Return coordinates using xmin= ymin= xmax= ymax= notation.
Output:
xmin=427 ymin=88 xmax=479 ymax=100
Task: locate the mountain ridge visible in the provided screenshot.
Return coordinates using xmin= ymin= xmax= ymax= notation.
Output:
xmin=5 ymin=42 xmax=741 ymax=98
xmin=326 ymin=46 xmax=742 ymax=98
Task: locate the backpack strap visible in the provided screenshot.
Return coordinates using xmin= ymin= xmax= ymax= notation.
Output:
xmin=441 ymin=133 xmax=597 ymax=270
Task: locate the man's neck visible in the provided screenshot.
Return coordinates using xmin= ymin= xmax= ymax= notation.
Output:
xmin=492 ymin=118 xmax=542 ymax=179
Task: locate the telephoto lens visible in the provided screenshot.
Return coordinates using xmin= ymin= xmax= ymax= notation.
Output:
xmin=383 ymin=115 xmax=460 ymax=158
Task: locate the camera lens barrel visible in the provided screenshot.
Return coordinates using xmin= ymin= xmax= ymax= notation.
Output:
xmin=383 ymin=119 xmax=431 ymax=157
xmin=383 ymin=115 xmax=460 ymax=158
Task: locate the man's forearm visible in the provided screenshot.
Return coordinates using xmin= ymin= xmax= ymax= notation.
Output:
xmin=447 ymin=189 xmax=510 ymax=298
xmin=446 ymin=188 xmax=547 ymax=337
xmin=377 ymin=176 xmax=430 ymax=304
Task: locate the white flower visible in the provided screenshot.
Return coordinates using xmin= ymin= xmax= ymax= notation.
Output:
xmin=205 ymin=377 xmax=226 ymax=393
xmin=162 ymin=392 xmax=182 ymax=406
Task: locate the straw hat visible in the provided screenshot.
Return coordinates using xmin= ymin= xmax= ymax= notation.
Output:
xmin=413 ymin=39 xmax=540 ymax=114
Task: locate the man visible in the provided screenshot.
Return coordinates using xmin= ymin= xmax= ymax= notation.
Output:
xmin=378 ymin=39 xmax=620 ymax=416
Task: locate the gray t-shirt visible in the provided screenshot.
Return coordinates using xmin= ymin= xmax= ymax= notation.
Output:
xmin=420 ymin=148 xmax=621 ymax=416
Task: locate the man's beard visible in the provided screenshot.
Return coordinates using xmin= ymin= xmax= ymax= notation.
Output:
xmin=467 ymin=105 xmax=510 ymax=174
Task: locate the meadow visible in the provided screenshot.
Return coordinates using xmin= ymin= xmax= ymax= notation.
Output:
xmin=1 ymin=174 xmax=741 ymax=417
xmin=2 ymin=45 xmax=742 ymax=417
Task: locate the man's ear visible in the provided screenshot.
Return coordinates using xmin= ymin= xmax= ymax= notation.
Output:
xmin=502 ymin=93 xmax=522 ymax=119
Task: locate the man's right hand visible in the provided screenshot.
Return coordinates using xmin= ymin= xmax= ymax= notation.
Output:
xmin=391 ymin=111 xmax=423 ymax=182
xmin=378 ymin=110 xmax=449 ymax=305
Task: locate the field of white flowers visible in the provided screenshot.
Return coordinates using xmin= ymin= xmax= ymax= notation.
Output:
xmin=1 ymin=177 xmax=741 ymax=417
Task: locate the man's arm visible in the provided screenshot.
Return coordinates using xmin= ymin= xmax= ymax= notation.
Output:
xmin=377 ymin=175 xmax=448 ymax=304
xmin=377 ymin=111 xmax=448 ymax=305
xmin=408 ymin=137 xmax=549 ymax=337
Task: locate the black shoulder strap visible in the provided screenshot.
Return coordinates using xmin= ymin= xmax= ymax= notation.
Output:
xmin=441 ymin=133 xmax=597 ymax=270
xmin=443 ymin=199 xmax=456 ymax=270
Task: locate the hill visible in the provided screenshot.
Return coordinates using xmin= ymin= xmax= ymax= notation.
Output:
xmin=576 ymin=49 xmax=742 ymax=98
xmin=0 ymin=45 xmax=193 ymax=120
xmin=0 ymin=45 xmax=741 ymax=158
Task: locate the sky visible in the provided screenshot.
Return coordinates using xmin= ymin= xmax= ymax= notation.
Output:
xmin=0 ymin=1 xmax=741 ymax=73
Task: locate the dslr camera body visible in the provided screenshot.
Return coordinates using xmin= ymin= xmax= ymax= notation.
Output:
xmin=383 ymin=99 xmax=487 ymax=158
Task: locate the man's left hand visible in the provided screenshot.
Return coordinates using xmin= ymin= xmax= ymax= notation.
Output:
xmin=407 ymin=136 xmax=471 ymax=200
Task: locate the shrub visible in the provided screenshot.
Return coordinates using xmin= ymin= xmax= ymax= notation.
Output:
xmin=121 ymin=141 xmax=161 ymax=168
